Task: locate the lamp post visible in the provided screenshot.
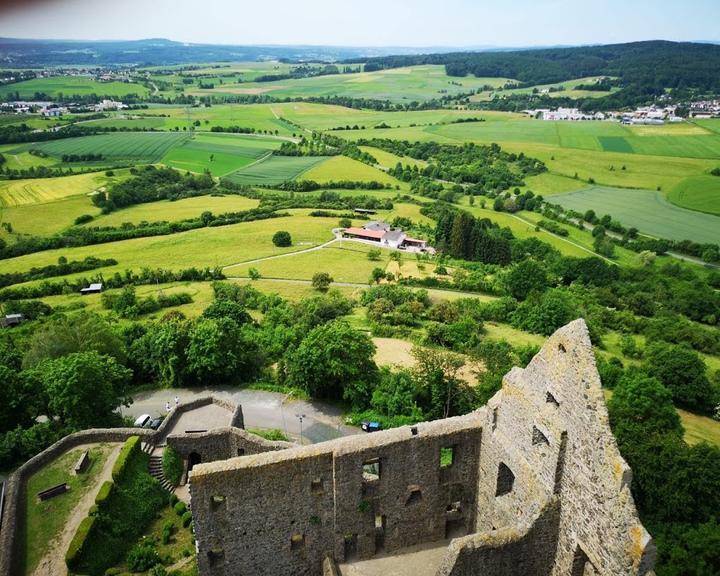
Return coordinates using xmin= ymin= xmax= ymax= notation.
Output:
xmin=296 ymin=414 xmax=306 ymax=444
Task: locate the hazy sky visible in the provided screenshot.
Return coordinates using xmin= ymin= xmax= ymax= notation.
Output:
xmin=0 ymin=0 xmax=718 ymax=47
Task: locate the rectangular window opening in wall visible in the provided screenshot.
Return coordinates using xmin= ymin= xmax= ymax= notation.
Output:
xmin=290 ymin=533 xmax=305 ymax=551
xmin=532 ymin=425 xmax=550 ymax=446
xmin=311 ymin=478 xmax=323 ymax=494
xmin=374 ymin=514 xmax=386 ymax=553
xmin=344 ymin=533 xmax=358 ymax=561
xmin=362 ymin=458 xmax=381 ymax=482
xmin=405 ymin=485 xmax=423 ymax=506
xmin=440 ymin=446 xmax=455 ymax=468
xmin=211 ymin=495 xmax=226 ymax=510
xmin=492 ymin=407 xmax=498 ymax=431
xmin=495 ymin=462 xmax=515 ymax=497
xmin=237 ymin=448 xmax=245 ymax=456
xmin=207 ymin=548 xmax=224 ymax=567
xmin=546 ymin=391 xmax=560 ymax=407
xmin=446 ymin=501 xmax=461 ymax=514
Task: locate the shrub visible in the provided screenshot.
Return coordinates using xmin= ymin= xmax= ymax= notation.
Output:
xmin=162 ymin=446 xmax=183 ymax=486
xmin=65 ymin=515 xmax=97 ymax=569
xmin=112 ymin=436 xmax=141 ymax=482
xmin=272 ymin=230 xmax=292 ymax=247
xmin=182 ymin=510 xmax=193 ymax=528
xmin=74 ymin=214 xmax=94 ymax=225
xmin=95 ymin=480 xmax=114 ymax=506
xmin=311 ymin=272 xmax=333 ymax=292
xmin=174 ymin=501 xmax=187 ymax=516
xmin=169 ymin=493 xmax=179 ymax=507
xmin=127 ymin=543 xmax=160 ymax=572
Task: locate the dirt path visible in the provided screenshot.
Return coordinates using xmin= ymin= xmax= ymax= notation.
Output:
xmin=222 ymin=235 xmax=341 ymax=270
xmin=32 ymin=443 xmax=123 ymax=576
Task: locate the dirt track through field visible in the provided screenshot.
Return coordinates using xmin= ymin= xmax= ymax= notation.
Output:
xmin=31 ymin=443 xmax=122 ymax=576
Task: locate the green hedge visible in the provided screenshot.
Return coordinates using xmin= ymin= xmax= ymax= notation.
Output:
xmin=162 ymin=446 xmax=183 ymax=486
xmin=95 ymin=480 xmax=114 ymax=507
xmin=67 ymin=435 xmax=166 ymax=574
xmin=111 ymin=435 xmax=141 ymax=482
xmin=65 ymin=515 xmax=97 ymax=570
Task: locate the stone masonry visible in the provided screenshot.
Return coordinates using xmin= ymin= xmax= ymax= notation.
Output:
xmin=189 ymin=319 xmax=656 ymax=576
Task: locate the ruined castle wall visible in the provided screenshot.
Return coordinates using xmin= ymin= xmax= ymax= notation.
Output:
xmin=437 ymin=498 xmax=561 ymax=576
xmin=331 ymin=418 xmax=482 ymax=561
xmin=191 ymin=448 xmax=337 ymax=576
xmin=166 ymin=427 xmax=291 ymax=463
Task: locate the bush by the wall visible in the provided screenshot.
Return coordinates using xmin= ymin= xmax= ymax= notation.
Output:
xmin=174 ymin=501 xmax=187 ymax=516
xmin=162 ymin=446 xmax=183 ymax=486
xmin=111 ymin=435 xmax=141 ymax=482
xmin=95 ymin=480 xmax=114 ymax=506
xmin=65 ymin=515 xmax=97 ymax=570
xmin=182 ymin=511 xmax=193 ymax=528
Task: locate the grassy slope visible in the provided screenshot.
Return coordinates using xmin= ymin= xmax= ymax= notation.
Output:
xmin=224 ymin=155 xmax=327 ymax=185
xmin=0 ymin=171 xmax=122 ymax=207
xmin=0 ymin=214 xmax=337 ymax=275
xmin=23 ymin=444 xmax=114 ymax=574
xmin=301 ymin=155 xmax=400 ymax=185
xmin=0 ymin=77 xmax=149 ymax=99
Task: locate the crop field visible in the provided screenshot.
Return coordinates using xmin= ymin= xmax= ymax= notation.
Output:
xmin=0 ymin=171 xmax=121 ymax=207
xmin=159 ymin=132 xmax=281 ymax=176
xmin=0 ymin=76 xmax=149 ymax=99
xmin=551 ymin=185 xmax=720 ymax=244
xmin=190 ymin=66 xmax=511 ymax=102
xmin=0 ymin=195 xmax=97 ymax=241
xmin=224 ymin=155 xmax=328 ymax=185
xmin=668 ymin=174 xmax=720 ymax=215
xmin=301 ymin=155 xmax=401 ymax=185
xmin=92 ymin=195 xmax=260 ymax=227
xmin=341 ymin=116 xmax=720 ymax=160
xmin=271 ymin=102 xmax=496 ymax=131
xmin=471 ymin=76 xmax=619 ymax=102
xmin=241 ymin=241 xmax=393 ymax=283
xmin=27 ymin=132 xmax=191 ymax=162
xmin=85 ymin=103 xmax=298 ymax=135
xmin=1 ymin=215 xmax=337 ymax=276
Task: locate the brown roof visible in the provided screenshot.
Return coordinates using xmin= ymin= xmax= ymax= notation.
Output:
xmin=344 ymin=227 xmax=385 ymax=240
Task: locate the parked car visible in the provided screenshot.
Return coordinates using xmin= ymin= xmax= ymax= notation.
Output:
xmin=149 ymin=416 xmax=165 ymax=430
xmin=133 ymin=414 xmax=152 ymax=428
xmin=361 ymin=421 xmax=382 ymax=433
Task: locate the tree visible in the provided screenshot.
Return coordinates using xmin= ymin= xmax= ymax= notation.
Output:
xmin=503 ymin=260 xmax=548 ymax=300
xmin=202 ymin=300 xmax=252 ymax=325
xmin=367 ymin=249 xmax=382 ymax=261
xmin=41 ymin=351 xmax=131 ymax=428
xmin=248 ymin=267 xmax=261 ymax=280
xmin=511 ymin=288 xmax=578 ymax=336
xmin=370 ymin=267 xmax=386 ymax=284
xmin=287 ymin=320 xmax=378 ymax=407
xmin=412 ymin=347 xmax=470 ymax=419
xmin=186 ymin=317 xmax=262 ymax=385
xmin=23 ymin=312 xmax=125 ymax=369
xmin=643 ymin=343 xmax=715 ymax=411
xmin=311 ymin=272 xmax=333 ymax=292
xmin=272 ymin=231 xmax=292 ymax=247
xmin=371 ymin=368 xmax=422 ymax=419
xmin=339 ymin=218 xmax=352 ymax=228
xmin=608 ymin=371 xmax=683 ymax=445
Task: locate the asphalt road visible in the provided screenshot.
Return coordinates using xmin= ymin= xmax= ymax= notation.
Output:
xmin=128 ymin=386 xmax=361 ymax=444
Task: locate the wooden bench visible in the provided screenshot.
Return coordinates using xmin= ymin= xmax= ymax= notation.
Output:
xmin=74 ymin=450 xmax=90 ymax=474
xmin=38 ymin=483 xmax=68 ymax=501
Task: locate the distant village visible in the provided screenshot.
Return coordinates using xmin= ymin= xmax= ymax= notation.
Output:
xmin=524 ymin=99 xmax=720 ymax=124
xmin=0 ymin=99 xmax=127 ymax=116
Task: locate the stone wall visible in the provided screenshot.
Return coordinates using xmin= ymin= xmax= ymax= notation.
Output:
xmin=189 ymin=320 xmax=655 ymax=576
xmin=0 ymin=428 xmax=154 ymax=576
xmin=166 ymin=427 xmax=291 ymax=464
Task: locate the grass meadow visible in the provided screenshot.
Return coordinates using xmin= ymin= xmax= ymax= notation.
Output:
xmin=668 ymin=174 xmax=720 ymax=216
xmin=0 ymin=76 xmax=149 ymax=100
xmin=301 ymin=155 xmax=401 ymax=185
xmin=223 ymin=155 xmax=328 ymax=185
xmin=0 ymin=170 xmax=124 ymax=207
xmin=550 ymin=185 xmax=720 ymax=244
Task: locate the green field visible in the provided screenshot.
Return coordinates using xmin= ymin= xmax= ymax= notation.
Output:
xmin=188 ymin=65 xmax=511 ymax=103
xmin=224 ymin=155 xmax=328 ymax=185
xmin=301 ymin=155 xmax=400 ymax=185
xmin=92 ymin=195 xmax=260 ymax=227
xmin=159 ymin=132 xmax=281 ymax=176
xmin=668 ymin=174 xmax=720 ymax=215
xmin=0 ymin=76 xmax=149 ymax=99
xmin=82 ymin=103 xmax=298 ymax=135
xmin=551 ymin=185 xmax=720 ymax=244
xmin=26 ymin=132 xmax=190 ymax=162
xmin=0 ymin=171 xmax=123 ymax=207
xmin=1 ymin=214 xmax=337 ymax=276
xmin=470 ymin=76 xmax=619 ymax=102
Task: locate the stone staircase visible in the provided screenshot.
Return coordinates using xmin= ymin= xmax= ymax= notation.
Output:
xmin=146 ymin=445 xmax=175 ymax=493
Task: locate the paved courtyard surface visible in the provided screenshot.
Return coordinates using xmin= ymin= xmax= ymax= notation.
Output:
xmin=160 ymin=403 xmax=233 ymax=441
xmin=339 ymin=540 xmax=450 ymax=576
xmin=129 ymin=387 xmax=360 ymax=444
